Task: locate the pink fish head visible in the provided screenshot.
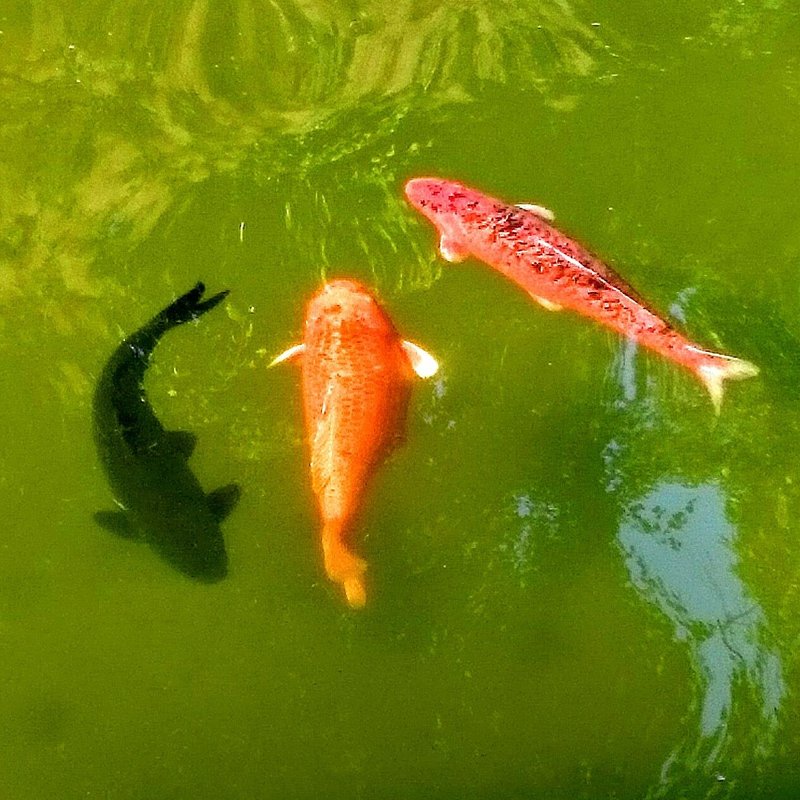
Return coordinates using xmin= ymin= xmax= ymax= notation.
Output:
xmin=405 ymin=177 xmax=493 ymax=262
xmin=405 ymin=177 xmax=465 ymax=219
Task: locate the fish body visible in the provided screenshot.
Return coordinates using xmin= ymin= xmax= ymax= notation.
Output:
xmin=405 ymin=177 xmax=758 ymax=410
xmin=272 ymin=280 xmax=437 ymax=607
xmin=93 ymin=283 xmax=239 ymax=582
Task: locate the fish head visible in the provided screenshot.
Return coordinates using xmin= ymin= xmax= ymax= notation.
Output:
xmin=405 ymin=177 xmax=484 ymax=260
xmin=405 ymin=177 xmax=465 ymax=223
xmin=306 ymin=279 xmax=398 ymax=341
xmin=153 ymin=509 xmax=229 ymax=583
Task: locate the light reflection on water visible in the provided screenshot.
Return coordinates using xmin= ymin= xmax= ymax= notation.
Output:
xmin=0 ymin=0 xmax=606 ymax=319
xmin=606 ymin=333 xmax=785 ymax=788
xmin=618 ymin=481 xmax=784 ymax=760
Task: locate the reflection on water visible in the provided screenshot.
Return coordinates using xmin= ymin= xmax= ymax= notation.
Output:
xmin=619 ymin=482 xmax=784 ymax=763
xmin=605 ymin=335 xmax=785 ymax=789
xmin=0 ymin=0 xmax=606 ymax=320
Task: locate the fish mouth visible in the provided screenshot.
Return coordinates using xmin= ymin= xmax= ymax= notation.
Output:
xmin=183 ymin=554 xmax=228 ymax=584
xmin=404 ymin=177 xmax=440 ymax=209
xmin=165 ymin=537 xmax=229 ymax=583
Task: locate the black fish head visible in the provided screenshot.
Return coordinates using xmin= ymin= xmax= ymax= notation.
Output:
xmin=128 ymin=486 xmax=233 ymax=583
xmin=151 ymin=512 xmax=229 ymax=583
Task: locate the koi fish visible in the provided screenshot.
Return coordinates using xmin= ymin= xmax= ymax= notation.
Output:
xmin=272 ymin=279 xmax=438 ymax=608
xmin=405 ymin=177 xmax=758 ymax=411
xmin=94 ymin=283 xmax=240 ymax=582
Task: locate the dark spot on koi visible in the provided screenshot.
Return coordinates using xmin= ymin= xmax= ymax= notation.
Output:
xmin=584 ymin=276 xmax=606 ymax=291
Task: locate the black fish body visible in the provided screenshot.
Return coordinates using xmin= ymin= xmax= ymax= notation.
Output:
xmin=93 ymin=283 xmax=239 ymax=582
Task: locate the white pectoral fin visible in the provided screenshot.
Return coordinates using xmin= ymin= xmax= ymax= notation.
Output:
xmin=439 ymin=234 xmax=469 ymax=263
xmin=530 ymin=293 xmax=562 ymax=311
xmin=269 ymin=343 xmax=305 ymax=367
xmin=402 ymin=341 xmax=439 ymax=378
xmin=517 ymin=203 xmax=555 ymax=222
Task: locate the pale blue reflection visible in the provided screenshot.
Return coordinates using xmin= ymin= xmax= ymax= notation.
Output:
xmin=618 ymin=481 xmax=784 ymax=760
xmin=606 ymin=328 xmax=785 ymax=782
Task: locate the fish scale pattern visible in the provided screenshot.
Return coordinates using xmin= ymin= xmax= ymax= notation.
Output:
xmin=302 ymin=282 xmax=409 ymax=525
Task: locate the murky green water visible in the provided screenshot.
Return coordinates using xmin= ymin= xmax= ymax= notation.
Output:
xmin=2 ymin=2 xmax=800 ymax=798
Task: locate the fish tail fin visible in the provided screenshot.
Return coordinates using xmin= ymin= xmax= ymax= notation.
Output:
xmin=161 ymin=282 xmax=230 ymax=328
xmin=322 ymin=520 xmax=367 ymax=609
xmin=692 ymin=350 xmax=759 ymax=414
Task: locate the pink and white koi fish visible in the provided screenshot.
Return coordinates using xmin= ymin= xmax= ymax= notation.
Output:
xmin=405 ymin=177 xmax=758 ymax=412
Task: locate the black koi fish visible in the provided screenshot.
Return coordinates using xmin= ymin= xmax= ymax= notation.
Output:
xmin=93 ymin=283 xmax=239 ymax=582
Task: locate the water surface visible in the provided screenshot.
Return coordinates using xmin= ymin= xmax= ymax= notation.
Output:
xmin=2 ymin=2 xmax=800 ymax=798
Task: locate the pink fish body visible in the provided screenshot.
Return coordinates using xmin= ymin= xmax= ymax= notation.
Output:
xmin=405 ymin=177 xmax=758 ymax=410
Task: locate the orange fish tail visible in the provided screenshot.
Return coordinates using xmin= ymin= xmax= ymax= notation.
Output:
xmin=322 ymin=520 xmax=367 ymax=609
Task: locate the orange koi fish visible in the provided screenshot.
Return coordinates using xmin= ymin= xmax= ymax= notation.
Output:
xmin=405 ymin=177 xmax=758 ymax=411
xmin=272 ymin=280 xmax=438 ymax=608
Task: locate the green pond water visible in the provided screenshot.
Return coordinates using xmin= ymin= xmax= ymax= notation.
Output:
xmin=2 ymin=1 xmax=800 ymax=798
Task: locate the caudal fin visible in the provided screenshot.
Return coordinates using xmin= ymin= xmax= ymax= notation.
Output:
xmin=162 ymin=282 xmax=230 ymax=327
xmin=322 ymin=521 xmax=367 ymax=609
xmin=692 ymin=350 xmax=759 ymax=414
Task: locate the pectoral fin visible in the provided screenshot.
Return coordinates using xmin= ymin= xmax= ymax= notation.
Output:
xmin=166 ymin=431 xmax=196 ymax=458
xmin=402 ymin=341 xmax=439 ymax=378
xmin=439 ymin=235 xmax=469 ymax=263
xmin=207 ymin=484 xmax=241 ymax=521
xmin=517 ymin=203 xmax=555 ymax=222
xmin=269 ymin=343 xmax=305 ymax=367
xmin=530 ymin=294 xmax=562 ymax=312
xmin=95 ymin=510 xmax=139 ymax=539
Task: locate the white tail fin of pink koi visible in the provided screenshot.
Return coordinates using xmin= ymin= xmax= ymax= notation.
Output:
xmin=690 ymin=348 xmax=759 ymax=414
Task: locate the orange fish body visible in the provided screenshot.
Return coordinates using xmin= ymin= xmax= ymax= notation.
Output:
xmin=273 ymin=280 xmax=437 ymax=607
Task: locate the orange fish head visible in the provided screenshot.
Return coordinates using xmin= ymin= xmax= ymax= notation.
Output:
xmin=306 ymin=279 xmax=396 ymax=338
